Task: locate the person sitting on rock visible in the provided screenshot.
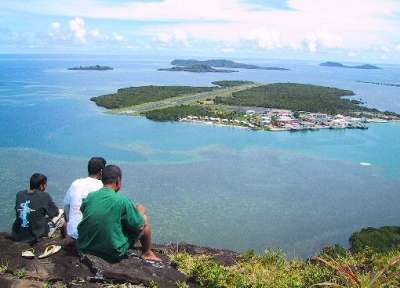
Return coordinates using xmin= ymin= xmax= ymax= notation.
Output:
xmin=77 ymin=165 xmax=161 ymax=263
xmin=12 ymin=173 xmax=65 ymax=244
xmin=63 ymin=157 xmax=106 ymax=240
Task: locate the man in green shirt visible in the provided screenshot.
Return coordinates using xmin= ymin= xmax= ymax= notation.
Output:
xmin=77 ymin=165 xmax=160 ymax=263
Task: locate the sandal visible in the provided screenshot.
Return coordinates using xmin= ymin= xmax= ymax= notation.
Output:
xmin=38 ymin=245 xmax=62 ymax=259
xmin=142 ymin=258 xmax=164 ymax=269
xmin=21 ymin=248 xmax=35 ymax=259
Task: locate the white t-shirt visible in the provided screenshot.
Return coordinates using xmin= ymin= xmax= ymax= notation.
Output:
xmin=63 ymin=177 xmax=103 ymax=239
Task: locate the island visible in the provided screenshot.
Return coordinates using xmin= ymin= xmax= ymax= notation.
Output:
xmin=91 ymin=80 xmax=400 ymax=132
xmin=170 ymin=59 xmax=289 ymax=70
xmin=320 ymin=61 xmax=380 ymax=69
xmin=357 ymin=80 xmax=400 ymax=87
xmin=158 ymin=64 xmax=237 ymax=73
xmin=0 ymin=225 xmax=399 ymax=287
xmin=67 ymin=65 xmax=113 ymax=71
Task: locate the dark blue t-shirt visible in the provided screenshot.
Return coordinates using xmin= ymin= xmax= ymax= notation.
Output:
xmin=12 ymin=189 xmax=59 ymax=243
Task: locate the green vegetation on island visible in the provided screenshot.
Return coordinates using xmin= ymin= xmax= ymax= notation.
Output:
xmin=91 ymin=81 xmax=399 ymax=129
xmin=320 ymin=62 xmax=380 ymax=69
xmin=172 ymin=226 xmax=400 ymax=288
xmin=68 ymin=65 xmax=113 ymax=71
xmin=158 ymin=64 xmax=237 ymax=73
xmin=91 ymin=85 xmax=216 ymax=109
xmin=211 ymin=80 xmax=255 ymax=87
xmin=144 ymin=104 xmax=241 ymax=122
xmin=171 ymin=59 xmax=289 ymax=70
xmin=215 ymin=83 xmax=376 ymax=115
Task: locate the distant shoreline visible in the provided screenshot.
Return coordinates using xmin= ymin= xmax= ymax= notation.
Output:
xmin=67 ymin=65 xmax=113 ymax=71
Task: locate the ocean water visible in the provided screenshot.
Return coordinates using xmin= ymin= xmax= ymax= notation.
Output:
xmin=0 ymin=54 xmax=399 ymax=257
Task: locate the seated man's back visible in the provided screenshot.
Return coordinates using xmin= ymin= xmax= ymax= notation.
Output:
xmin=12 ymin=173 xmax=59 ymax=243
xmin=64 ymin=157 xmax=106 ymax=240
xmin=77 ymin=186 xmax=144 ymax=262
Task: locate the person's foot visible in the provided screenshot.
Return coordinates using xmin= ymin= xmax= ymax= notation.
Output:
xmin=141 ymin=250 xmax=161 ymax=262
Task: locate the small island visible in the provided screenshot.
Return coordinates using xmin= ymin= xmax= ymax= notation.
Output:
xmin=67 ymin=65 xmax=113 ymax=71
xmin=320 ymin=61 xmax=380 ymax=69
xmin=357 ymin=80 xmax=400 ymax=87
xmin=158 ymin=64 xmax=237 ymax=73
xmin=169 ymin=59 xmax=289 ymax=71
xmin=91 ymin=81 xmax=400 ymax=132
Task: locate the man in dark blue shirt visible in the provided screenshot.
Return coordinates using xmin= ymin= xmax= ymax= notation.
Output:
xmin=12 ymin=173 xmax=62 ymax=244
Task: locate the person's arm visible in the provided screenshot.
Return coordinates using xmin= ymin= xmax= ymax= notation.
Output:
xmin=14 ymin=193 xmax=20 ymax=218
xmin=122 ymin=198 xmax=145 ymax=232
xmin=68 ymin=184 xmax=84 ymax=222
xmin=45 ymin=193 xmax=59 ymax=219
xmin=80 ymin=197 xmax=87 ymax=214
xmin=63 ymin=189 xmax=70 ymax=222
xmin=63 ymin=205 xmax=70 ymax=222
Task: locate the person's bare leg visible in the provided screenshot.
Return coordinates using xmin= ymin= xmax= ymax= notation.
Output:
xmin=139 ymin=214 xmax=161 ymax=262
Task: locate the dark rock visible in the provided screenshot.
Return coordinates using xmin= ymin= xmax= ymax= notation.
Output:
xmin=0 ymin=233 xmax=236 ymax=287
xmin=81 ymin=250 xmax=188 ymax=288
xmin=0 ymin=232 xmax=92 ymax=286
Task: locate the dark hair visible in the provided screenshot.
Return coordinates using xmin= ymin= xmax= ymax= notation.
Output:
xmin=88 ymin=157 xmax=106 ymax=176
xmin=102 ymin=165 xmax=122 ymax=185
xmin=30 ymin=173 xmax=47 ymax=190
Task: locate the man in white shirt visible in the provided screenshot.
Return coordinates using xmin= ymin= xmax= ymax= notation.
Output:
xmin=64 ymin=157 xmax=106 ymax=240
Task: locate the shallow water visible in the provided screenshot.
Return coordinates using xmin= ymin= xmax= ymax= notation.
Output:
xmin=0 ymin=54 xmax=399 ymax=257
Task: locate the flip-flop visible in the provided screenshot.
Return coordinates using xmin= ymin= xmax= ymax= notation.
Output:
xmin=21 ymin=248 xmax=35 ymax=259
xmin=38 ymin=245 xmax=62 ymax=259
xmin=142 ymin=258 xmax=164 ymax=269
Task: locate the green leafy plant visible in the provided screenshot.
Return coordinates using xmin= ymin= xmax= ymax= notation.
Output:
xmin=176 ymin=280 xmax=189 ymax=288
xmin=14 ymin=267 xmax=27 ymax=279
xmin=0 ymin=260 xmax=8 ymax=273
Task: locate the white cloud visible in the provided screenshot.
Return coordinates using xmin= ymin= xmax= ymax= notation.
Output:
xmin=51 ymin=22 xmax=61 ymax=30
xmin=155 ymin=30 xmax=190 ymax=47
xmin=48 ymin=22 xmax=61 ymax=38
xmin=248 ymin=30 xmax=282 ymax=50
xmin=4 ymin=0 xmax=400 ymax=53
xmin=90 ymin=29 xmax=100 ymax=38
xmin=156 ymin=33 xmax=172 ymax=45
xmin=113 ymin=32 xmax=125 ymax=42
xmin=173 ymin=30 xmax=189 ymax=47
xmin=306 ymin=34 xmax=317 ymax=53
xmin=380 ymin=46 xmax=390 ymax=53
xmin=69 ymin=17 xmax=86 ymax=43
xmin=221 ymin=47 xmax=235 ymax=53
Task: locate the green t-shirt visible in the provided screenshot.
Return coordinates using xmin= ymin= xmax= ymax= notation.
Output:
xmin=77 ymin=187 xmax=144 ymax=262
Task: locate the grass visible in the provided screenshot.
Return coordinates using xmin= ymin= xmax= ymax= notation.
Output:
xmin=170 ymin=248 xmax=400 ymax=288
xmin=313 ymin=253 xmax=400 ymax=287
xmin=13 ymin=267 xmax=27 ymax=279
xmin=0 ymin=260 xmax=8 ymax=273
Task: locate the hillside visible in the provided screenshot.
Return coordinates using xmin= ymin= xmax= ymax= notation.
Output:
xmin=0 ymin=226 xmax=399 ymax=287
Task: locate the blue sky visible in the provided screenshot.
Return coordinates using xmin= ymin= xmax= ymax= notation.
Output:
xmin=1 ymin=0 xmax=400 ymax=63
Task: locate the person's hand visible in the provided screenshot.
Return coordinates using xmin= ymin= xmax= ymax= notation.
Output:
xmin=136 ymin=204 xmax=146 ymax=215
